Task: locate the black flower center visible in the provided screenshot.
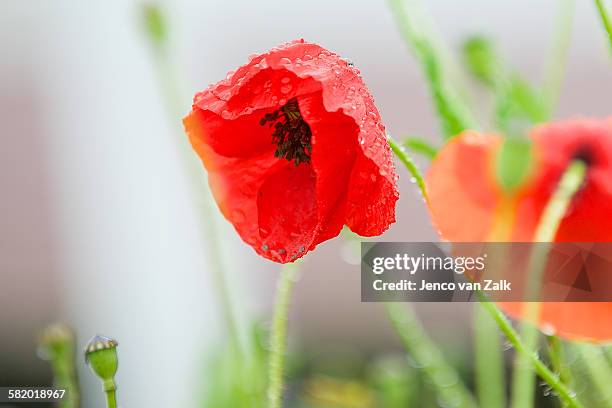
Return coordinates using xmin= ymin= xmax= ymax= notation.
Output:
xmin=260 ymin=98 xmax=312 ymax=166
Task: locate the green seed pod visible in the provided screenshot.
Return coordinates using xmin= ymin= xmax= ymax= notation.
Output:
xmin=84 ymin=335 xmax=118 ymax=382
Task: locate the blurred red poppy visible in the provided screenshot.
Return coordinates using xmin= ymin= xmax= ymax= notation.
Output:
xmin=184 ymin=40 xmax=398 ymax=263
xmin=427 ymin=118 xmax=612 ymax=341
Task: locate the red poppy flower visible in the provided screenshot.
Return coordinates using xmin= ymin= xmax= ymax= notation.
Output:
xmin=427 ymin=117 xmax=612 ymax=341
xmin=184 ymin=40 xmax=398 ymax=263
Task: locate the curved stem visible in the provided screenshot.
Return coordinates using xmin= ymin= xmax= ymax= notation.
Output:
xmin=388 ymin=137 xmax=429 ymax=202
xmin=267 ymin=263 xmax=299 ymax=408
xmin=595 ymin=0 xmax=612 ymax=53
xmin=478 ymin=299 xmax=583 ymax=408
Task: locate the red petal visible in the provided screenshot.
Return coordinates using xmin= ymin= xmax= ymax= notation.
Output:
xmin=184 ymin=40 xmax=398 ymax=263
xmin=427 ymin=119 xmax=612 ymax=341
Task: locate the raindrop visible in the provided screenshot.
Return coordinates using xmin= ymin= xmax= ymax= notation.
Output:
xmin=262 ymin=244 xmax=269 ymax=251
xmin=280 ymin=57 xmax=291 ymax=65
xmin=280 ymin=85 xmax=292 ymax=94
xmin=280 ymin=77 xmax=291 ymax=84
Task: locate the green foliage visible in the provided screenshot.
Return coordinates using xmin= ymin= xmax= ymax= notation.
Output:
xmin=368 ymin=356 xmax=419 ymax=408
xmin=200 ymin=324 xmax=268 ymax=408
xmin=462 ymin=35 xmax=547 ymax=136
xmin=462 ymin=36 xmax=498 ymax=87
xmin=388 ymin=0 xmax=474 ymax=139
xmin=495 ymin=137 xmax=533 ymax=193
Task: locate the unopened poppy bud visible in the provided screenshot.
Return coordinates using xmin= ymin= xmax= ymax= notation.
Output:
xmin=84 ymin=335 xmax=118 ymax=383
xmin=39 ymin=323 xmax=75 ymax=359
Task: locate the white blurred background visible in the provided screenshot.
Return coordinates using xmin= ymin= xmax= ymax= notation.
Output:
xmin=1 ymin=0 xmax=610 ymax=407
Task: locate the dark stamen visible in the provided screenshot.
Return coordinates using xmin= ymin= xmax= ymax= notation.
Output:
xmin=573 ymin=147 xmax=594 ymax=167
xmin=260 ymin=98 xmax=312 ymax=166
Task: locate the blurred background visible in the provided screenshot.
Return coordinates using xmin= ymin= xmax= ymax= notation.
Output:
xmin=1 ymin=0 xmax=610 ymax=407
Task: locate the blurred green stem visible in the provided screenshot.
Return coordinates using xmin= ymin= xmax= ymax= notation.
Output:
xmin=511 ymin=160 xmax=586 ymax=408
xmin=387 ymin=0 xmax=474 ymax=139
xmin=474 ymin=305 xmax=506 ymax=408
xmin=385 ymin=303 xmax=478 ymax=408
xmin=543 ymin=0 xmax=575 ymax=118
xmin=577 ymin=344 xmax=612 ymax=407
xmin=267 ymin=263 xmax=299 ymax=408
xmin=595 ymin=0 xmax=612 ymax=53
xmin=403 ymin=136 xmax=438 ymax=160
xmin=141 ymin=5 xmax=244 ymax=355
xmin=39 ymin=325 xmax=80 ymax=408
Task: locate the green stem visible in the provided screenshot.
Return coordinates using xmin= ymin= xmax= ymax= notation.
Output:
xmin=595 ymin=0 xmax=612 ymax=53
xmin=142 ymin=11 xmax=244 ymax=355
xmin=478 ymin=299 xmax=583 ymax=408
xmin=387 ymin=0 xmax=474 ymax=139
xmin=547 ymin=335 xmax=572 ymax=400
xmin=385 ymin=303 xmax=478 ymax=408
xmin=389 ymin=146 xmax=585 ymax=408
xmin=267 ymin=263 xmax=299 ymax=408
xmin=511 ymin=160 xmax=586 ymax=408
xmin=576 ymin=344 xmax=612 ymax=407
xmin=388 ymin=137 xmax=428 ymax=201
xmin=474 ymin=305 xmax=506 ymax=408
xmin=543 ymin=0 xmax=575 ymax=118
xmin=105 ymin=388 xmax=117 ymax=408
xmin=403 ymin=136 xmax=438 ymax=160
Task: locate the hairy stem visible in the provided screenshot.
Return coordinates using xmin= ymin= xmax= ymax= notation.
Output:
xmin=385 ymin=303 xmax=478 ymax=408
xmin=478 ymin=299 xmax=583 ymax=408
xmin=388 ymin=137 xmax=428 ymax=202
xmin=267 ymin=263 xmax=299 ymax=408
xmin=547 ymin=335 xmax=572 ymax=407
